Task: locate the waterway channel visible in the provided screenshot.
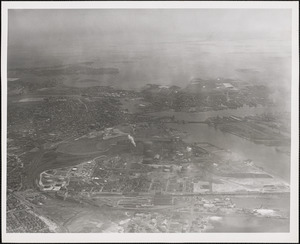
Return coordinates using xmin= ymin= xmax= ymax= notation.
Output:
xmin=149 ymin=106 xmax=290 ymax=183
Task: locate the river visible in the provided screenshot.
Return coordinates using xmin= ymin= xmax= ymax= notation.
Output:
xmin=148 ymin=106 xmax=290 ymax=182
xmin=148 ymin=104 xmax=286 ymax=121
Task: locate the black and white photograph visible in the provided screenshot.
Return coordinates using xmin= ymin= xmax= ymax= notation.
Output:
xmin=1 ymin=1 xmax=299 ymax=243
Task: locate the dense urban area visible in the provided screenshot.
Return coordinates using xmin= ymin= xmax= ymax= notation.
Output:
xmin=6 ymin=62 xmax=291 ymax=233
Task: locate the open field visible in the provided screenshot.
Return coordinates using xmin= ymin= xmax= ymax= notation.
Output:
xmin=57 ymin=137 xmax=110 ymax=155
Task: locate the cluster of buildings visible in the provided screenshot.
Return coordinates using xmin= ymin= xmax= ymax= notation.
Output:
xmin=119 ymin=210 xmax=214 ymax=233
xmin=138 ymin=78 xmax=271 ymax=113
xmin=6 ymin=193 xmax=51 ymax=233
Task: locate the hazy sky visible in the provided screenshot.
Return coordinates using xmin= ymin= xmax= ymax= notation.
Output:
xmin=8 ymin=9 xmax=291 ymax=92
xmin=7 ymin=9 xmax=292 ymax=105
xmin=8 ymin=9 xmax=291 ymax=48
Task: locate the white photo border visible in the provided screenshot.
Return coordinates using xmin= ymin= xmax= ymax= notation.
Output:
xmin=1 ymin=1 xmax=299 ymax=243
